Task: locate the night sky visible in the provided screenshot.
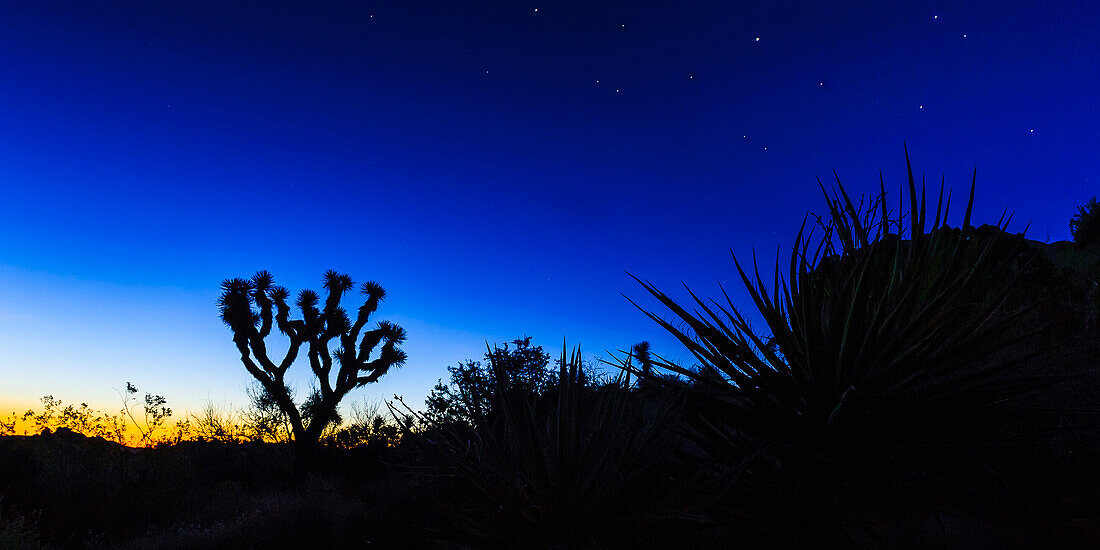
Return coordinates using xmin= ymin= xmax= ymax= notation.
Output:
xmin=1 ymin=1 xmax=1097 ymax=414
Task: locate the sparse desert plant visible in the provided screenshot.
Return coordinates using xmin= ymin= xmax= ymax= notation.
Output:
xmin=320 ymin=401 xmax=401 ymax=449
xmin=188 ymin=401 xmax=247 ymax=443
xmin=0 ymin=413 xmax=17 ymax=435
xmin=118 ymin=382 xmax=173 ymax=445
xmin=239 ymin=382 xmax=294 ymax=443
xmin=1070 ymin=196 xmax=1100 ymax=247
xmin=218 ymin=270 xmax=407 ymax=454
xmin=26 ymin=395 xmax=63 ymax=434
xmin=399 ymin=343 xmax=691 ymax=549
xmin=625 ymin=154 xmax=1054 ymax=544
xmin=8 ymin=391 xmax=158 ymax=444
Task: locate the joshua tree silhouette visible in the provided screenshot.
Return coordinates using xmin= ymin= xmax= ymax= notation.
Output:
xmin=218 ymin=270 xmax=406 ymax=453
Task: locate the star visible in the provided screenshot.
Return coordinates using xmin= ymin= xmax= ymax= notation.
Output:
xmin=1029 ymin=128 xmax=1035 ymax=133
xmin=615 ymin=88 xmax=621 ymax=93
xmin=818 ymin=82 xmax=824 ymax=86
xmin=688 ymin=73 xmax=695 ymax=80
xmin=933 ymin=14 xmax=940 ymax=21
xmin=754 ymin=36 xmax=761 ymax=42
xmin=620 ymin=24 xmax=626 ymax=29
xmin=962 ymin=33 xmax=968 ymax=38
xmin=533 ymin=8 xmax=539 ymax=13
xmin=919 ymin=105 xmax=924 ymax=109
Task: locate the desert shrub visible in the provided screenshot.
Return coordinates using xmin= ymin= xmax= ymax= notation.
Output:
xmin=7 ymin=388 xmax=181 ymax=445
xmin=401 ymin=344 xmax=695 ymax=549
xmin=1070 ymin=196 xmax=1100 ymax=247
xmin=423 ymin=336 xmax=556 ymax=429
xmin=0 ymin=413 xmax=17 ymax=436
xmin=320 ymin=401 xmax=402 ymax=450
xmin=238 ymin=382 xmax=295 ymax=443
xmin=187 ymin=401 xmax=248 ymax=443
xmin=118 ymin=383 xmax=176 ymax=445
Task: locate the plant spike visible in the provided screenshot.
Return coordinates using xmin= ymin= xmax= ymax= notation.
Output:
xmin=932 ymin=177 xmax=945 ymax=230
xmin=963 ymin=167 xmax=977 ymax=234
xmin=904 ymin=145 xmax=920 ymax=244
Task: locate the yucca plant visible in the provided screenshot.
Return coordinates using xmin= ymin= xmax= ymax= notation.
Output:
xmin=396 ymin=343 xmax=694 ymax=549
xmin=624 ymin=153 xmax=1054 ymax=544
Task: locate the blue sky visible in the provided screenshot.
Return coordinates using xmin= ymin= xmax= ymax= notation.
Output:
xmin=1 ymin=1 xmax=1097 ymax=415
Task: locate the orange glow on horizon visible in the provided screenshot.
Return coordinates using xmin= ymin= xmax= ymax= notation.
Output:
xmin=1 ymin=410 xmax=159 ymax=447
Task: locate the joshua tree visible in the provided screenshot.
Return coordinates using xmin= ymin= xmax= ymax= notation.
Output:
xmin=218 ymin=270 xmax=406 ymax=452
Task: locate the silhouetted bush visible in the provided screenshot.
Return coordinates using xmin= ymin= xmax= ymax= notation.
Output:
xmin=423 ymin=336 xmax=556 ymax=429
xmin=402 ymin=342 xmax=699 ymax=549
xmin=320 ymin=401 xmax=402 ymax=450
xmin=1070 ymin=196 xmax=1100 ymax=247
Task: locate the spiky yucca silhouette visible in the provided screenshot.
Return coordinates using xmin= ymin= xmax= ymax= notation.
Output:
xmin=624 ymin=152 xmax=1052 ymax=544
xmin=218 ymin=270 xmax=406 ymax=451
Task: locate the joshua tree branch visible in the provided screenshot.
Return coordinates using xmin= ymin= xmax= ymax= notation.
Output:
xmin=247 ymin=332 xmax=281 ymax=374
xmin=232 ymin=334 xmax=267 ymax=381
xmin=357 ymin=327 xmax=386 ymax=363
xmin=277 ymin=335 xmax=304 ymax=374
xmin=307 ymin=344 xmax=329 ymax=393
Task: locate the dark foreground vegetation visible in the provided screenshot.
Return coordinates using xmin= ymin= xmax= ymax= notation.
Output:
xmin=2 ymin=163 xmax=1099 ymax=549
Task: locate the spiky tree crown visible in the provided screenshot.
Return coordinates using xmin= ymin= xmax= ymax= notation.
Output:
xmin=218 ymin=278 xmax=257 ymax=331
xmin=361 ymin=281 xmax=385 ymax=299
xmin=323 ymin=269 xmax=354 ymax=292
xmin=251 ymin=270 xmax=273 ymax=291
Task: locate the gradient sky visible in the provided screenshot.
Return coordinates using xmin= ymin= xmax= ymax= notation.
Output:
xmin=1 ymin=1 xmax=1097 ymax=416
